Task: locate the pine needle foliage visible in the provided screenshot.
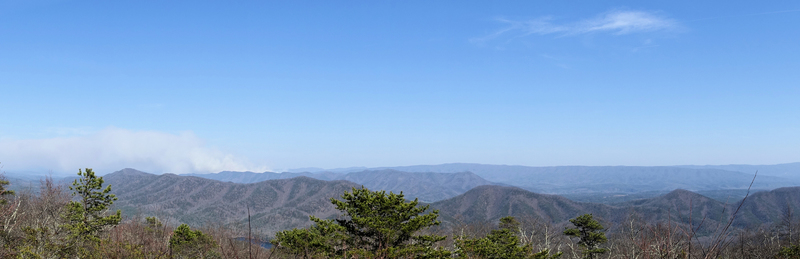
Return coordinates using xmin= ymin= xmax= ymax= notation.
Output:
xmin=455 ymin=216 xmax=561 ymax=259
xmin=63 ymin=168 xmax=122 ymax=243
xmin=0 ymin=176 xmax=13 ymax=205
xmin=777 ymin=244 xmax=800 ymax=259
xmin=564 ymin=214 xmax=608 ymax=259
xmin=169 ymin=223 xmax=220 ymax=259
xmin=274 ymin=186 xmax=450 ymax=258
xmin=273 ymin=221 xmax=342 ymax=259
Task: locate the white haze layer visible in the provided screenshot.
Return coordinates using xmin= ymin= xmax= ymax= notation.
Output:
xmin=0 ymin=127 xmax=267 ymax=175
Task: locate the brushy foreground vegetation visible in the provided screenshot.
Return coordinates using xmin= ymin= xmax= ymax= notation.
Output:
xmin=0 ymin=168 xmax=798 ymax=258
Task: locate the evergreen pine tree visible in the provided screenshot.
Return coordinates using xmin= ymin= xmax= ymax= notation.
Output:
xmin=63 ymin=168 xmax=121 ymax=243
xmin=274 ymin=186 xmax=451 ymax=258
xmin=170 ymin=224 xmax=220 ymax=259
xmin=0 ymin=163 xmax=15 ymax=205
xmin=456 ymin=216 xmax=561 ymax=259
xmin=563 ymin=214 xmax=607 ymax=259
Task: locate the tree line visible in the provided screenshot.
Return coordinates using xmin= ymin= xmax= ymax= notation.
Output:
xmin=0 ymin=168 xmax=798 ymax=258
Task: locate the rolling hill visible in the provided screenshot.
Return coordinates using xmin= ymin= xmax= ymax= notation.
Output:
xmin=734 ymin=186 xmax=800 ymax=226
xmin=103 ymin=168 xmax=359 ymax=235
xmin=432 ymin=184 xmax=800 ymax=232
xmin=431 ymin=185 xmax=615 ymax=225
xmin=186 ymin=169 xmax=496 ymax=202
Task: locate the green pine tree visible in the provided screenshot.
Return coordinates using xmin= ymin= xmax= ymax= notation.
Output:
xmin=456 ymin=216 xmax=561 ymax=259
xmin=63 ymin=168 xmax=122 ymax=243
xmin=777 ymin=244 xmax=800 ymax=259
xmin=169 ymin=224 xmax=220 ymax=259
xmin=274 ymin=186 xmax=450 ymax=258
xmin=563 ymin=214 xmax=608 ymax=259
xmin=274 ymin=220 xmax=342 ymax=259
xmin=330 ymin=186 xmax=449 ymax=258
xmin=0 ymin=177 xmax=13 ymax=205
xmin=0 ymin=163 xmax=15 ymax=205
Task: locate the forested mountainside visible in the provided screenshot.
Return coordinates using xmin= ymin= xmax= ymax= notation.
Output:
xmin=102 ymin=168 xmax=800 ymax=237
xmin=103 ymin=168 xmax=359 ymax=235
xmin=186 ymin=169 xmax=496 ymax=202
xmin=433 ymin=184 xmax=800 ymax=231
xmin=432 ymin=186 xmax=727 ymax=232
xmin=736 ymin=186 xmax=800 ymax=226
xmin=432 ymin=185 xmax=615 ymax=225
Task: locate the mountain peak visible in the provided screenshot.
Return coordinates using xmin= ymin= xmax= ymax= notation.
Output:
xmin=109 ymin=168 xmax=153 ymax=177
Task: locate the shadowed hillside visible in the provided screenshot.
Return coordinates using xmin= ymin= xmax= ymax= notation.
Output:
xmin=619 ymin=189 xmax=730 ymax=230
xmin=103 ymin=168 xmax=359 ymax=235
xmin=431 ymin=185 xmax=800 ymax=233
xmin=736 ymin=187 xmax=800 ymax=226
xmin=431 ymin=185 xmax=616 ymax=224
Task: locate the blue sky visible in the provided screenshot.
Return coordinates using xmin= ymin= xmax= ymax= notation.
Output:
xmin=1 ymin=1 xmax=799 ymax=174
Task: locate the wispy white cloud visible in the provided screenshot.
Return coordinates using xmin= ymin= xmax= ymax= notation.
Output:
xmin=578 ymin=11 xmax=676 ymax=35
xmin=473 ymin=10 xmax=677 ymax=43
xmin=0 ymin=127 xmax=268 ymax=175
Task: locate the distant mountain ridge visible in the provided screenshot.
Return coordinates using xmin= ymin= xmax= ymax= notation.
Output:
xmin=677 ymin=162 xmax=800 ymax=180
xmin=326 ymin=163 xmax=798 ymax=195
xmin=300 ymin=162 xmax=800 ymax=178
xmin=192 ymin=164 xmax=798 ymax=201
xmin=183 ymin=171 xmax=341 ymax=182
xmin=185 ymin=169 xmax=496 ymax=202
xmin=334 ymin=170 xmax=495 ymax=202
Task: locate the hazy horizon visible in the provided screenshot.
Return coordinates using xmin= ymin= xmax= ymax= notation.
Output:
xmin=5 ymin=161 xmax=799 ymax=177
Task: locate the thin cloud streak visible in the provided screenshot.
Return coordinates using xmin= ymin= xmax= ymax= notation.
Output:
xmin=474 ymin=10 xmax=677 ymax=43
xmin=579 ymin=11 xmax=676 ymax=34
xmin=0 ymin=127 xmax=269 ymax=175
